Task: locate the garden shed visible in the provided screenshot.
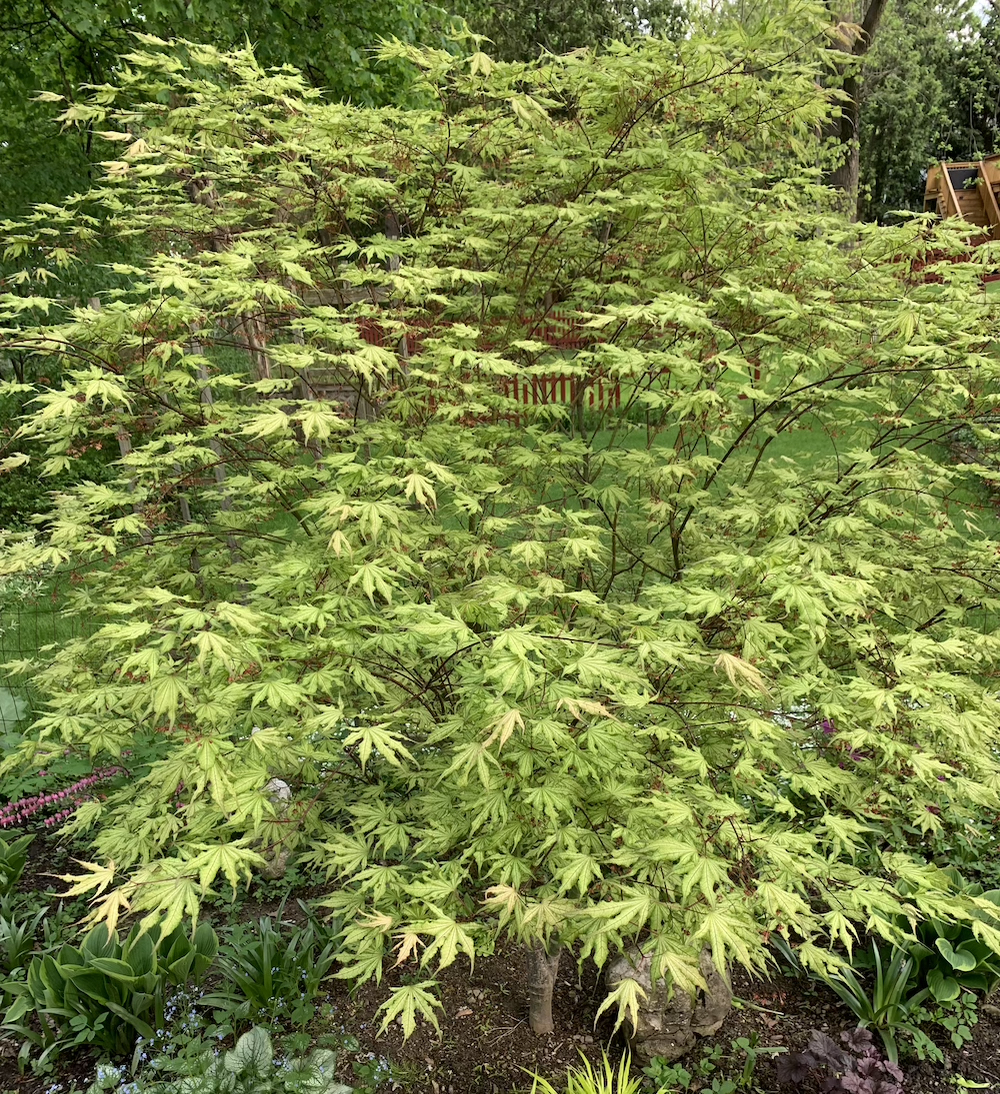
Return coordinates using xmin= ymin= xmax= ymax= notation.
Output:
xmin=924 ymin=155 xmax=1000 ymax=239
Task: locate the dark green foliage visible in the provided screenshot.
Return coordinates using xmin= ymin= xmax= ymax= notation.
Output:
xmin=0 ymin=904 xmax=46 ymax=977
xmin=2 ymin=920 xmax=218 ymax=1066
xmin=0 ymin=368 xmax=128 ymax=534
xmin=88 ymin=1027 xmax=352 ymax=1094
xmin=0 ymin=0 xmax=439 ymax=229
xmin=210 ymin=911 xmax=339 ymax=1030
xmin=450 ymin=0 xmax=687 ymax=61
xmin=858 ymin=0 xmax=977 ymax=221
xmin=822 ymin=945 xmax=923 ymax=1063
xmin=0 ymin=835 xmax=33 ymax=897
xmin=939 ymin=12 xmax=1000 ymax=163
xmin=823 ymin=944 xmax=928 ymax=1063
xmin=0 ymin=443 xmax=115 ymax=533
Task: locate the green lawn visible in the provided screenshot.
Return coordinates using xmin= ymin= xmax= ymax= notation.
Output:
xmin=0 ymin=569 xmax=89 ymax=736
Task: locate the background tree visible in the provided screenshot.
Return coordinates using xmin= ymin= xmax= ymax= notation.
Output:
xmin=706 ymin=0 xmax=889 ymax=213
xmin=939 ymin=10 xmax=1000 ymax=163
xmin=822 ymin=0 xmax=890 ymax=212
xmin=5 ymin=19 xmax=1000 ymax=1039
xmin=0 ymin=0 xmax=437 ymax=225
xmin=0 ymin=0 xmax=443 ymax=524
xmin=448 ymin=0 xmax=687 ymax=60
xmin=857 ymin=0 xmax=974 ymax=221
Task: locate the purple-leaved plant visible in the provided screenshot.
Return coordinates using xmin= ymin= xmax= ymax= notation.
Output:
xmin=776 ymin=1029 xmax=904 ymax=1094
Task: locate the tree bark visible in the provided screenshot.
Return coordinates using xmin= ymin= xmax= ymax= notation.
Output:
xmin=527 ymin=940 xmax=561 ymax=1035
xmin=826 ymin=70 xmax=861 ymax=212
xmin=824 ymin=0 xmax=889 ymax=217
xmin=86 ymin=298 xmax=152 ymax=546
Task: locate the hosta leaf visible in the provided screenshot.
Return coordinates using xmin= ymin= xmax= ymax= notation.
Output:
xmin=937 ymin=938 xmax=978 ymax=972
xmin=928 ymin=967 xmax=961 ymax=1003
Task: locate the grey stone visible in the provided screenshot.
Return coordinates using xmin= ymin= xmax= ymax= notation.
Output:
xmin=605 ymin=948 xmax=732 ymax=1064
xmin=260 ymin=846 xmax=292 ymax=879
xmin=257 ymin=772 xmax=293 ymax=878
xmin=265 ymin=777 xmax=292 ymax=803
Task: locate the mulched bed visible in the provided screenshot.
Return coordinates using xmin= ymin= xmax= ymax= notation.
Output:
xmin=322 ymin=940 xmax=618 ymax=1093
xmin=320 ymin=960 xmax=1000 ymax=1093
xmin=695 ymin=971 xmax=1000 ymax=1094
xmin=3 ymin=828 xmax=1000 ymax=1093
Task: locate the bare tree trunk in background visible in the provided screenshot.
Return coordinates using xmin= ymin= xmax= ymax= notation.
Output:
xmin=234 ymin=311 xmax=273 ymax=382
xmin=114 ymin=423 xmax=152 ymax=545
xmin=88 ymin=297 xmax=153 ymax=545
xmin=184 ymin=177 xmax=273 ymax=382
xmin=182 ymin=328 xmax=242 ymax=570
xmin=527 ymin=940 xmax=561 ymax=1035
xmin=197 ymin=358 xmax=243 ymax=567
xmin=824 ymin=0 xmax=889 ymax=217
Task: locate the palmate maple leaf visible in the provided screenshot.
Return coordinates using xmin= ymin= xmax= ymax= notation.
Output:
xmin=52 ymin=858 xmax=116 ymax=898
xmin=81 ymin=890 xmax=132 ymax=936
xmin=393 ymin=930 xmax=423 ymax=967
xmin=52 ymin=859 xmax=127 ymax=932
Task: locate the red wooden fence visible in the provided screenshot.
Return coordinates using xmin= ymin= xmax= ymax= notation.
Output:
xmin=354 ymin=314 xmax=622 ymax=410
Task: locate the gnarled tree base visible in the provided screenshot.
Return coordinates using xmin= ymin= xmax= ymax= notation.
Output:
xmin=527 ymin=940 xmax=561 ymax=1035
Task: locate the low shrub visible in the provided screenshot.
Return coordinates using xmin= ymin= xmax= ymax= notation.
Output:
xmin=89 ymin=1027 xmax=351 ymax=1094
xmin=2 ymin=920 xmax=218 ymax=1067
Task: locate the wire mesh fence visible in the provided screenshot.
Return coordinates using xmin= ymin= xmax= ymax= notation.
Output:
xmin=0 ymin=569 xmax=92 ymax=740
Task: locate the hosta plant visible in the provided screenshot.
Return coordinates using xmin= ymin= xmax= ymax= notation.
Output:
xmin=3 ymin=14 xmax=1000 ymax=1036
xmin=899 ymin=868 xmax=1000 ymax=1003
xmin=2 ymin=920 xmax=218 ymax=1065
xmin=0 ymin=835 xmax=32 ymax=896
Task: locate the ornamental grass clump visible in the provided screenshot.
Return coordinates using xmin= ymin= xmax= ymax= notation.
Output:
xmin=3 ymin=10 xmax=1000 ymax=1036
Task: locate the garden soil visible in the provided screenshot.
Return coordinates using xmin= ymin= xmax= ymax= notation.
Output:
xmin=2 ymin=831 xmax=999 ymax=1093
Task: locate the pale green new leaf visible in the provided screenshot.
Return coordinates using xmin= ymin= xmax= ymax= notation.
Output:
xmin=376 ymin=981 xmax=443 ymax=1040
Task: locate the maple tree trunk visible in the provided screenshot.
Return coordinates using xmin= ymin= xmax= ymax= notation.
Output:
xmin=527 ymin=940 xmax=561 ymax=1035
xmin=235 ymin=311 xmax=272 ymax=381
